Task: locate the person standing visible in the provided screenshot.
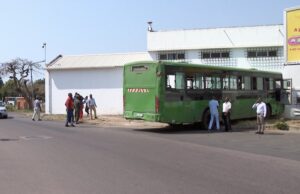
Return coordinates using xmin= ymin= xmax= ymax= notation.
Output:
xmin=83 ymin=96 xmax=89 ymax=117
xmin=222 ymin=97 xmax=232 ymax=132
xmin=74 ymin=93 xmax=81 ymax=124
xmin=32 ymin=96 xmax=42 ymax=121
xmin=208 ymin=96 xmax=220 ymax=132
xmin=65 ymin=93 xmax=75 ymax=127
xmin=88 ymin=94 xmax=98 ymax=120
xmin=252 ymin=97 xmax=267 ymax=134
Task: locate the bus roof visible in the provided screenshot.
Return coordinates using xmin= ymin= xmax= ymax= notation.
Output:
xmin=124 ymin=61 xmax=282 ymax=76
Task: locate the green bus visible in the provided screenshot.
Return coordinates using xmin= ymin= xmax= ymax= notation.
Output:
xmin=123 ymin=61 xmax=285 ymax=128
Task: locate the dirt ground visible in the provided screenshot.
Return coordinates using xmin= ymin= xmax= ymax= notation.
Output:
xmin=38 ymin=113 xmax=168 ymax=129
xmin=34 ymin=113 xmax=300 ymax=132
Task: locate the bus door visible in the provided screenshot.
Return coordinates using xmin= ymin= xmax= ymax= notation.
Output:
xmin=275 ymin=79 xmax=292 ymax=105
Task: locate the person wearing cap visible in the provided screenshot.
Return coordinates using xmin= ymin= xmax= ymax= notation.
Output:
xmin=252 ymin=97 xmax=267 ymax=134
xmin=32 ymin=96 xmax=42 ymax=121
xmin=65 ymin=93 xmax=75 ymax=127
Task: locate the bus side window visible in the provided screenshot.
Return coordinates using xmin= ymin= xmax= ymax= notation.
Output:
xmin=230 ymin=76 xmax=237 ymax=90
xmin=269 ymin=78 xmax=274 ymax=90
xmin=264 ymin=78 xmax=270 ymax=90
xmin=175 ymin=72 xmax=185 ymax=89
xmin=223 ymin=76 xmax=229 ymax=90
xmin=166 ymin=74 xmax=175 ymax=89
xmin=257 ymin=77 xmax=263 ymax=90
xmin=237 ymin=76 xmax=243 ymax=90
xmin=252 ymin=77 xmax=257 ymax=90
xmin=206 ymin=76 xmax=221 ymax=89
xmin=215 ymin=77 xmax=221 ymax=89
xmin=195 ymin=74 xmax=205 ymax=89
xmin=186 ymin=75 xmax=194 ymax=90
xmin=244 ymin=76 xmax=251 ymax=90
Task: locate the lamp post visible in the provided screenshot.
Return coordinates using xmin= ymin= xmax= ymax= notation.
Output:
xmin=30 ymin=60 xmax=45 ymax=104
xmin=42 ymin=42 xmax=47 ymax=66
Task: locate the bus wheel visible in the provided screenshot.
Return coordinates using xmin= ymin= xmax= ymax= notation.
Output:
xmin=201 ymin=109 xmax=210 ymax=130
xmin=266 ymin=104 xmax=272 ymax=119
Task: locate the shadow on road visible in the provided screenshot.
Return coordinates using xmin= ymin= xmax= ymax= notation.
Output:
xmin=133 ymin=123 xmax=257 ymax=135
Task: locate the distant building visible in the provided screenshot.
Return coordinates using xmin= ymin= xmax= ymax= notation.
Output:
xmin=45 ymin=52 xmax=152 ymax=114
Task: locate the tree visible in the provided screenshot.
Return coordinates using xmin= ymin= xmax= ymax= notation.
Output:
xmin=0 ymin=79 xmax=19 ymax=98
xmin=0 ymin=58 xmax=41 ymax=109
xmin=34 ymin=79 xmax=45 ymax=101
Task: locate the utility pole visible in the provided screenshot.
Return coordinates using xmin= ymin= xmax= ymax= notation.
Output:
xmin=30 ymin=60 xmax=45 ymax=104
xmin=42 ymin=42 xmax=47 ymax=66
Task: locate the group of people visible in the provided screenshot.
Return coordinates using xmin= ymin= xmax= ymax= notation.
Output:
xmin=208 ymin=96 xmax=267 ymax=134
xmin=65 ymin=93 xmax=98 ymax=127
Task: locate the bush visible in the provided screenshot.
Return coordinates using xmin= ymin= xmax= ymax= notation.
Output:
xmin=274 ymin=121 xmax=289 ymax=131
xmin=5 ymin=104 xmax=15 ymax=111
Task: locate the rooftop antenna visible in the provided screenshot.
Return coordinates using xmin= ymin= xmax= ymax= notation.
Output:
xmin=147 ymin=21 xmax=153 ymax=32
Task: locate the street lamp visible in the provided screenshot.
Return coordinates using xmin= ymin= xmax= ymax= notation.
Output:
xmin=30 ymin=60 xmax=45 ymax=103
xmin=42 ymin=42 xmax=47 ymax=66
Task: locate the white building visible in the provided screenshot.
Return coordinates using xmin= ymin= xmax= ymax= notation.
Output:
xmin=46 ymin=24 xmax=300 ymax=117
xmin=45 ymin=52 xmax=152 ymax=115
xmin=147 ymin=24 xmax=285 ymax=71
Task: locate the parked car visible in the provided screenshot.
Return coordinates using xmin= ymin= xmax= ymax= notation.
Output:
xmin=0 ymin=101 xmax=8 ymax=119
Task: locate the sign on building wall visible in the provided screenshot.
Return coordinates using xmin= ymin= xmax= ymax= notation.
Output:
xmin=285 ymin=7 xmax=300 ymax=65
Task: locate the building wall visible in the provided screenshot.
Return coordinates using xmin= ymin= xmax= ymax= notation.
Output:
xmin=147 ymin=25 xmax=284 ymax=51
xmin=47 ymin=67 xmax=123 ymax=115
xmin=149 ymin=47 xmax=285 ymax=71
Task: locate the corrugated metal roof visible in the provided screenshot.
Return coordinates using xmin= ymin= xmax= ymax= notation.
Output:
xmin=147 ymin=24 xmax=284 ymax=51
xmin=47 ymin=52 xmax=152 ymax=70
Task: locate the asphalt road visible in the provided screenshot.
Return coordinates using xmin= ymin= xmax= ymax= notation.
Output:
xmin=1 ymin=113 xmax=300 ymax=194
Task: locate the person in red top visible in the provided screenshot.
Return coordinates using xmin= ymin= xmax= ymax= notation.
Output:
xmin=65 ymin=93 xmax=75 ymax=127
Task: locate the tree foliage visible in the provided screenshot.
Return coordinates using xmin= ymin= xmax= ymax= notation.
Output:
xmin=34 ymin=79 xmax=45 ymax=101
xmin=0 ymin=58 xmax=41 ymax=109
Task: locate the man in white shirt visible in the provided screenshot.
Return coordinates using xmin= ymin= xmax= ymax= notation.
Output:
xmin=222 ymin=97 xmax=232 ymax=132
xmin=88 ymin=94 xmax=98 ymax=120
xmin=32 ymin=96 xmax=42 ymax=121
xmin=252 ymin=97 xmax=267 ymax=134
xmin=208 ymin=96 xmax=220 ymax=132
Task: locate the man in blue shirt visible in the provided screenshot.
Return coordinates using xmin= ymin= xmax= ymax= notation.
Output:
xmin=208 ymin=96 xmax=220 ymax=132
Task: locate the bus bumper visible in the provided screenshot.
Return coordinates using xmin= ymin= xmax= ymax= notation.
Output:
xmin=124 ymin=111 xmax=160 ymax=122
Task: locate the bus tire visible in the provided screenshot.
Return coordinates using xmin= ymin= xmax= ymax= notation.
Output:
xmin=266 ymin=104 xmax=272 ymax=119
xmin=201 ymin=109 xmax=210 ymax=130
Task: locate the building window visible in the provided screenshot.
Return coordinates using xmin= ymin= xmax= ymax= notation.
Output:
xmin=158 ymin=51 xmax=185 ymax=61
xmin=247 ymin=48 xmax=278 ymax=58
xmin=201 ymin=50 xmax=230 ymax=59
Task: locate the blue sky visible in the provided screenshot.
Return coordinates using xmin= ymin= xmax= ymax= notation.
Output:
xmin=0 ymin=0 xmax=299 ymax=71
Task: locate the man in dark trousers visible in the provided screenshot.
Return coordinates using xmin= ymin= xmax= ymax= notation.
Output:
xmin=222 ymin=97 xmax=232 ymax=132
xmin=65 ymin=93 xmax=75 ymax=127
